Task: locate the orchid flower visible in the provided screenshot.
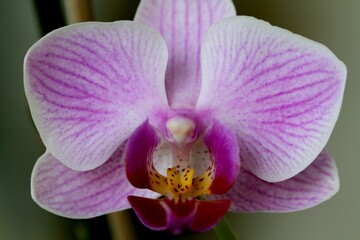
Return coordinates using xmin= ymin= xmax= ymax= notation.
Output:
xmin=25 ymin=0 xmax=346 ymax=235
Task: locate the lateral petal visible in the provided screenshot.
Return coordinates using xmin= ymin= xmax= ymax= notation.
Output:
xmin=24 ymin=21 xmax=168 ymax=171
xmin=197 ymin=16 xmax=346 ymax=181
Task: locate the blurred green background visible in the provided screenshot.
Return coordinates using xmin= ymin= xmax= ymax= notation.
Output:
xmin=0 ymin=0 xmax=358 ymax=239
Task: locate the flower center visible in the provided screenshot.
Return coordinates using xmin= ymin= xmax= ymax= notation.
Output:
xmin=145 ymin=116 xmax=216 ymax=203
xmin=149 ymin=166 xmax=214 ymax=204
xmin=165 ymin=116 xmax=196 ymax=145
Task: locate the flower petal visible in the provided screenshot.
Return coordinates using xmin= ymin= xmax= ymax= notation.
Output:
xmin=24 ymin=21 xmax=169 ymax=171
xmin=190 ymin=199 xmax=231 ymax=233
xmin=128 ymin=196 xmax=231 ymax=234
xmin=127 ymin=196 xmax=169 ymax=231
xmin=135 ymin=0 xmax=236 ymax=108
xmin=211 ymin=149 xmax=339 ymax=212
xmin=203 ymin=120 xmax=240 ymax=194
xmin=31 ymin=144 xmax=158 ymax=218
xmin=125 ymin=120 xmax=160 ymax=190
xmin=197 ymin=16 xmax=346 ymax=181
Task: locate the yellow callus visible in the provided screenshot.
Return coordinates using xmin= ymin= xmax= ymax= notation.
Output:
xmin=149 ymin=166 xmax=213 ymax=204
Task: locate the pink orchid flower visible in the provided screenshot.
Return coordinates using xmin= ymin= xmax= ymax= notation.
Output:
xmin=25 ymin=0 xmax=346 ymax=235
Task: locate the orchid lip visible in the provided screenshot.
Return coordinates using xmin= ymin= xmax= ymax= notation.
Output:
xmin=128 ymin=196 xmax=231 ymax=234
xmin=149 ymin=166 xmax=214 ymax=204
xmin=126 ymin=119 xmax=240 ymax=196
xmin=125 ymin=118 xmax=240 ymax=232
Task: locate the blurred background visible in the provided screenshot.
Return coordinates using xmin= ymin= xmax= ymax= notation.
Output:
xmin=0 ymin=0 xmax=358 ymax=239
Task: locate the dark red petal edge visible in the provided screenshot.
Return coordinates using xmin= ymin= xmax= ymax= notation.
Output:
xmin=128 ymin=195 xmax=231 ymax=235
xmin=203 ymin=119 xmax=240 ymax=194
xmin=126 ymin=120 xmax=160 ymax=189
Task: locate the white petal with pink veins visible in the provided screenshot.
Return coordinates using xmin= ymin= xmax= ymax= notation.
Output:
xmin=25 ymin=21 xmax=169 ymax=171
xmin=31 ymin=144 xmax=158 ymax=218
xmin=197 ymin=16 xmax=346 ymax=181
xmin=135 ymin=0 xmax=236 ymax=108
xmin=209 ymin=149 xmax=339 ymax=212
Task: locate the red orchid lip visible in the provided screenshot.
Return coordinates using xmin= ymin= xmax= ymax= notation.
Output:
xmin=125 ymin=118 xmax=240 ymax=233
xmin=125 ymin=119 xmax=240 ymax=195
xmin=128 ymin=195 xmax=231 ymax=235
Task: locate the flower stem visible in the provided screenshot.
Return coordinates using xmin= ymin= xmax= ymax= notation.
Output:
xmin=214 ymin=216 xmax=238 ymax=240
xmin=107 ymin=211 xmax=137 ymax=240
xmin=63 ymin=0 xmax=92 ymax=24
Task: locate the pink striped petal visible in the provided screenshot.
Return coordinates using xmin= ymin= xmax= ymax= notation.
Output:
xmin=31 ymin=144 xmax=158 ymax=218
xmin=211 ymin=149 xmax=339 ymax=212
xmin=24 ymin=21 xmax=169 ymax=171
xmin=197 ymin=16 xmax=346 ymax=181
xmin=135 ymin=0 xmax=236 ymax=108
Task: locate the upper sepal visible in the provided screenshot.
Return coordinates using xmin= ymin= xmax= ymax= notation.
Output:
xmin=135 ymin=0 xmax=236 ymax=108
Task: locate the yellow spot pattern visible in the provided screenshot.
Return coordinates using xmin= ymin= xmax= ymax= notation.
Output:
xmin=149 ymin=165 xmax=214 ymax=204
